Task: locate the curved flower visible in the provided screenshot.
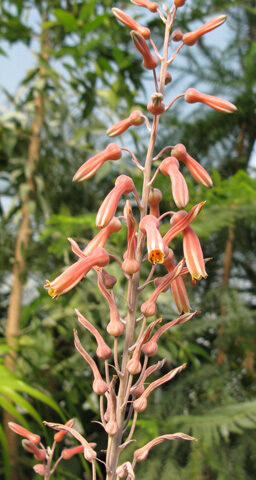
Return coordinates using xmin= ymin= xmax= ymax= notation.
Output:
xmin=107 ymin=110 xmax=144 ymax=137
xmin=96 ymin=175 xmax=136 ymax=228
xmin=133 ymin=432 xmax=196 ymax=463
xmin=183 ymin=15 xmax=226 ymax=46
xmin=112 ymin=8 xmax=150 ymax=39
xmin=73 ymin=143 xmax=121 ymax=183
xmin=131 ymin=31 xmax=158 ymax=70
xmin=185 ymin=88 xmax=237 ymax=113
xmin=131 ymin=0 xmax=158 ymax=13
xmin=171 ymin=143 xmax=213 ymax=188
xmin=159 ymin=156 xmax=189 ymax=208
xmin=140 ymin=215 xmax=165 ymax=264
xmin=163 ymin=201 xmax=205 ymax=246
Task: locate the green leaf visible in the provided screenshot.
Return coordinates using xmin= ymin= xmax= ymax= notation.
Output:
xmin=53 ymin=10 xmax=78 ymax=32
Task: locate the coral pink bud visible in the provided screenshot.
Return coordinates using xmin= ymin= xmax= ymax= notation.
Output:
xmin=131 ymin=359 xmax=166 ymax=398
xmin=142 ymin=312 xmax=196 ymax=356
xmin=183 ymin=155 xmax=212 ymax=188
xmin=107 ymin=110 xmax=144 ymax=137
xmin=133 ymin=364 xmax=186 ymax=412
xmin=134 ymin=432 xmax=196 ymax=463
xmin=112 ymin=8 xmax=150 ymax=38
xmin=105 ymin=378 xmax=118 ymax=436
xmin=101 ymin=269 xmax=117 ymax=289
xmin=8 ymin=422 xmax=40 ymax=444
xmin=183 ymin=15 xmax=226 ymax=46
xmin=185 ymin=88 xmax=237 ymax=113
xmin=140 ymin=215 xmax=165 ymax=264
xmin=131 ymin=0 xmax=158 ymax=13
xmin=83 ymin=217 xmax=122 ymax=255
xmin=127 ymin=319 xmax=161 ymax=374
xmin=163 ymin=201 xmax=205 ymax=245
xmin=183 ymin=226 xmax=207 ymax=280
xmin=75 ymin=309 xmax=112 ymax=360
xmin=174 ymin=0 xmax=186 ymax=7
xmin=44 ymin=247 xmax=109 ymax=298
xmin=131 ymin=31 xmax=158 ymax=70
xmin=33 ymin=464 xmax=46 ymax=476
xmin=147 ymin=93 xmax=165 ymax=115
xmin=62 ymin=445 xmax=85 ymax=459
xmin=96 ymin=175 xmax=136 ymax=228
xmin=122 ymin=200 xmax=139 ymax=274
xmin=171 ymin=143 xmax=187 ymax=161
xmin=21 ymin=440 xmax=46 ymax=461
xmin=54 ymin=419 xmax=75 ymax=442
xmin=171 ymin=29 xmax=183 ymax=42
xmin=148 ymin=188 xmax=162 ymax=217
xmin=163 ymin=249 xmax=191 ymax=314
xmin=97 ymin=274 xmax=124 ymax=336
xmin=159 ymin=156 xmax=189 ymax=208
xmin=74 ymin=329 xmax=108 ymax=395
xmin=73 ymin=143 xmax=121 ymax=183
xmin=44 ymin=422 xmax=97 ymax=463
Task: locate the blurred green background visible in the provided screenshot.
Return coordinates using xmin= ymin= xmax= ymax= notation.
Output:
xmin=0 ymin=1 xmax=256 ymax=479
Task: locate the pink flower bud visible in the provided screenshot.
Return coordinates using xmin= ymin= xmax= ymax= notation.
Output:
xmin=104 ymin=377 xmax=118 ymax=436
xmin=54 ymin=418 xmax=75 ymax=442
xmin=83 ymin=217 xmax=122 ymax=255
xmin=97 ymin=274 xmax=124 ymax=337
xmin=21 ymin=440 xmax=46 ymax=461
xmin=131 ymin=31 xmax=158 ymax=70
xmin=147 ymin=93 xmax=165 ymax=115
xmin=183 ymin=15 xmax=226 ymax=46
xmin=171 ymin=144 xmax=213 ymax=188
xmin=159 ymin=156 xmax=189 ymax=208
xmin=96 ymin=175 xmax=136 ymax=228
xmin=112 ymin=8 xmax=150 ymax=39
xmin=75 ymin=309 xmax=112 ymax=360
xmin=131 ymin=359 xmax=166 ymax=398
xmin=122 ymin=200 xmax=139 ymax=274
xmin=44 ymin=247 xmax=109 ymax=298
xmin=131 ymin=0 xmax=158 ymax=13
xmin=174 ymin=0 xmax=186 ymax=7
xmin=163 ymin=249 xmax=191 ymax=314
xmin=185 ymin=88 xmax=237 ymax=113
xmin=163 ymin=201 xmax=205 ymax=246
xmin=171 ymin=29 xmax=183 ymax=42
xmin=107 ymin=110 xmax=144 ymax=137
xmin=127 ymin=319 xmax=161 ymax=374
xmin=139 ymin=215 xmax=166 ymax=264
xmin=134 ymin=432 xmax=196 ymax=462
xmin=62 ymin=445 xmax=85 ymax=459
xmin=74 ymin=330 xmax=108 ymax=395
xmin=8 ymin=422 xmax=40 ymax=444
xmin=73 ymin=143 xmax=121 ymax=182
xmin=148 ymin=188 xmax=162 ymax=217
xmin=33 ymin=464 xmax=46 ymax=476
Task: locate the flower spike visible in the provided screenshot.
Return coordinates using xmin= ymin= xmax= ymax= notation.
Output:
xmin=112 ymin=8 xmax=151 ymax=39
xmin=185 ymin=88 xmax=237 ymax=113
xmin=73 ymin=143 xmax=121 ymax=183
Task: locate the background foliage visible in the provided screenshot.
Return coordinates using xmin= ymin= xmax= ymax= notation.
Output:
xmin=0 ymin=0 xmax=256 ymax=479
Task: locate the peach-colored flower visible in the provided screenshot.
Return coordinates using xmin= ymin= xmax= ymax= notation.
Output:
xmin=174 ymin=0 xmax=186 ymax=7
xmin=73 ymin=143 xmax=121 ymax=183
xmin=62 ymin=445 xmax=85 ymax=460
xmin=33 ymin=464 xmax=46 ymax=476
xmin=44 ymin=247 xmax=109 ymax=298
xmin=140 ymin=215 xmax=165 ymax=264
xmin=133 ymin=364 xmax=186 ymax=412
xmin=160 ymin=156 xmax=189 ymax=208
xmin=112 ymin=8 xmax=150 ymax=39
xmin=171 ymin=211 xmax=207 ymax=280
xmin=163 ymin=201 xmax=205 ymax=245
xmin=171 ymin=143 xmax=213 ymax=188
xmin=75 ymin=309 xmax=112 ymax=360
xmin=133 ymin=432 xmax=196 ymax=463
xmin=131 ymin=31 xmax=158 ymax=70
xmin=131 ymin=359 xmax=166 ymax=398
xmin=107 ymin=110 xmax=144 ymax=137
xmin=8 ymin=422 xmax=40 ymax=444
xmin=127 ymin=318 xmax=161 ymax=374
xmin=21 ymin=440 xmax=46 ymax=461
xmin=148 ymin=188 xmax=162 ymax=218
xmin=96 ymin=175 xmax=136 ymax=228
xmin=185 ymin=88 xmax=237 ymax=113
xmin=97 ymin=273 xmax=124 ymax=336
xmin=122 ymin=201 xmax=139 ymax=274
xmin=54 ymin=419 xmax=75 ymax=442
xmin=183 ymin=15 xmax=226 ymax=46
xmin=131 ymin=0 xmax=158 ymax=13
xmin=81 ymin=217 xmax=122 ymax=255
xmin=74 ymin=329 xmax=108 ymax=395
xmin=163 ymin=248 xmax=191 ymax=314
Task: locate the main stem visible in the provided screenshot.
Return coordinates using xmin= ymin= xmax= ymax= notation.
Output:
xmin=105 ymin=11 xmax=173 ymax=479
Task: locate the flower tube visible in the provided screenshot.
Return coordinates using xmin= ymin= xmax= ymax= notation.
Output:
xmin=163 ymin=248 xmax=191 ymax=314
xmin=171 ymin=143 xmax=213 ymax=188
xmin=112 ymin=8 xmax=150 ymax=39
xmin=122 ymin=200 xmax=139 ymax=274
xmin=185 ymin=88 xmax=237 ymax=113
xmin=131 ymin=0 xmax=158 ymax=13
xmin=73 ymin=143 xmax=121 ymax=183
xmin=183 ymin=15 xmax=226 ymax=46
xmin=159 ymin=156 xmax=189 ymax=208
xmin=133 ymin=432 xmax=196 ymax=462
xmin=8 ymin=422 xmax=41 ymax=445
xmin=163 ymin=201 xmax=205 ymax=246
xmin=107 ymin=110 xmax=144 ymax=137
xmin=44 ymin=247 xmax=109 ymax=298
xmin=96 ymin=175 xmax=136 ymax=228
xmin=131 ymin=31 xmax=158 ymax=70
xmin=139 ymin=215 xmax=166 ymax=264
xmin=148 ymin=188 xmax=162 ymax=218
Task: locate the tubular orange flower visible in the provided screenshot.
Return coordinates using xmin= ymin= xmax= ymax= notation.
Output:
xmin=21 ymin=440 xmax=46 ymax=461
xmin=96 ymin=175 xmax=136 ymax=228
xmin=112 ymin=8 xmax=151 ymax=39
xmin=73 ymin=143 xmax=122 ymax=183
xmin=82 ymin=217 xmax=122 ymax=255
xmin=185 ymin=88 xmax=237 ymax=113
xmin=122 ymin=200 xmax=139 ymax=274
xmin=44 ymin=247 xmax=109 ymax=298
xmin=54 ymin=419 xmax=75 ymax=442
xmin=107 ymin=110 xmax=144 ymax=137
xmin=139 ymin=214 xmax=165 ymax=264
xmin=183 ymin=15 xmax=226 ymax=46
xmin=148 ymin=188 xmax=162 ymax=218
xmin=131 ymin=0 xmax=158 ymax=13
xmin=159 ymin=156 xmax=189 ymax=208
xmin=163 ymin=201 xmax=205 ymax=246
xmin=130 ymin=31 xmax=158 ymax=70
xmin=171 ymin=143 xmax=213 ymax=188
xmin=133 ymin=432 xmax=196 ymax=463
xmin=163 ymin=248 xmax=191 ymax=314
xmin=171 ymin=211 xmax=207 ymax=280
xmin=8 ymin=422 xmax=40 ymax=445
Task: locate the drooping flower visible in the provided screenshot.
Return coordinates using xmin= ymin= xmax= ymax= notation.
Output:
xmin=130 ymin=31 xmax=158 ymax=70
xmin=107 ymin=110 xmax=144 ymax=137
xmin=163 ymin=201 xmax=205 ymax=246
xmin=133 ymin=432 xmax=196 ymax=463
xmin=82 ymin=217 xmax=122 ymax=255
xmin=54 ymin=419 xmax=75 ymax=442
xmin=171 ymin=143 xmax=213 ymax=188
xmin=159 ymin=156 xmax=189 ymax=208
xmin=8 ymin=422 xmax=40 ymax=445
xmin=148 ymin=188 xmax=162 ymax=218
xmin=73 ymin=143 xmax=121 ymax=183
xmin=75 ymin=309 xmax=112 ymax=360
xmin=139 ymin=214 xmax=166 ymax=264
xmin=44 ymin=247 xmax=109 ymax=298
xmin=96 ymin=175 xmax=137 ymax=228
xmin=21 ymin=440 xmax=46 ymax=461
xmin=183 ymin=15 xmax=226 ymax=46
xmin=112 ymin=8 xmax=151 ymax=39
xmin=163 ymin=248 xmax=191 ymax=314
xmin=184 ymin=88 xmax=237 ymax=113
xmin=122 ymin=200 xmax=139 ymax=274
xmin=131 ymin=0 xmax=158 ymax=13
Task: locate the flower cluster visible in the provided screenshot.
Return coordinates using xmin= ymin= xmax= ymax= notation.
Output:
xmin=10 ymin=2 xmax=236 ymax=479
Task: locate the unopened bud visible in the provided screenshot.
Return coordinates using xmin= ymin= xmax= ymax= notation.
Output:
xmin=174 ymin=0 xmax=186 ymax=7
xmin=148 ymin=93 xmax=165 ymax=115
xmin=171 ymin=29 xmax=183 ymax=42
xmin=33 ymin=464 xmax=46 ymax=476
xmin=54 ymin=419 xmax=75 ymax=442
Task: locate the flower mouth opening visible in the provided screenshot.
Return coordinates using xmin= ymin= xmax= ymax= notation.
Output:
xmin=44 ymin=280 xmax=59 ymax=299
xmin=149 ymin=249 xmax=164 ymax=264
